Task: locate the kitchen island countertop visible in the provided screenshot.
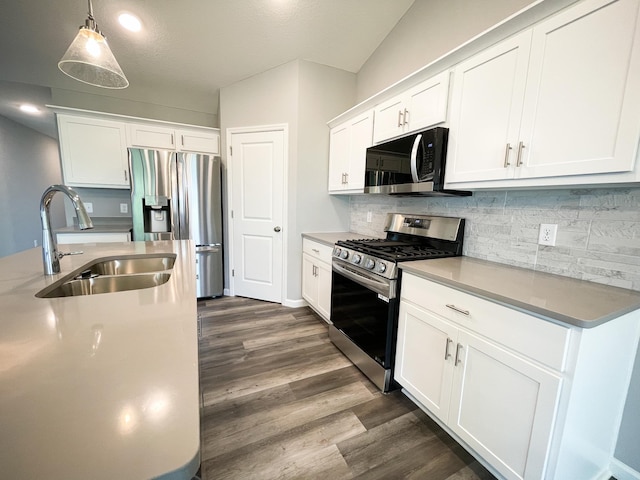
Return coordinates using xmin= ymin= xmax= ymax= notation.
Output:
xmin=0 ymin=241 xmax=199 ymax=479
xmin=401 ymin=256 xmax=640 ymax=328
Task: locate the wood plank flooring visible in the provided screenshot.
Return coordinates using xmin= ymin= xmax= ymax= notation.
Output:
xmin=198 ymin=296 xmax=497 ymax=480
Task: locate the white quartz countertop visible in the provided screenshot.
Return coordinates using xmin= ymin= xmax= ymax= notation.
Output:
xmin=0 ymin=241 xmax=199 ymax=479
xmin=302 ymin=231 xmax=380 ymax=247
xmin=400 ymin=256 xmax=640 ymax=328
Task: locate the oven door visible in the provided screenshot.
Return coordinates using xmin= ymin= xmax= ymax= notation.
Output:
xmin=330 ymin=259 xmax=398 ymax=369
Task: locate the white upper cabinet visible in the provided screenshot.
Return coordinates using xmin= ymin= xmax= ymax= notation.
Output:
xmin=127 ymin=124 xmax=220 ymax=154
xmin=446 ymin=31 xmax=532 ymax=183
xmin=373 ymin=70 xmax=450 ymax=144
xmin=328 ymin=110 xmax=374 ymax=194
xmin=57 ymin=114 xmax=130 ymax=189
xmin=446 ymin=0 xmax=640 ymax=188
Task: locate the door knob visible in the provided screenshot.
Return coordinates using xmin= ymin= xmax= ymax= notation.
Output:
xmin=274 ymin=226 xmax=281 ymax=232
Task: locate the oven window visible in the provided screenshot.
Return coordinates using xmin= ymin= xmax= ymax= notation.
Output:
xmin=330 ymin=270 xmax=397 ymax=368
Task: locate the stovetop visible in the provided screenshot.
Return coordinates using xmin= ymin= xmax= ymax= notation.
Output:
xmin=332 ymin=213 xmax=465 ymax=280
xmin=335 ymin=238 xmax=454 ymax=262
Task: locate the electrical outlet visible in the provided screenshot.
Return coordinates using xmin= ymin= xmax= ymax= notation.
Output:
xmin=33 ymin=239 xmax=38 ymax=247
xmin=367 ymin=211 xmax=372 ymax=223
xmin=84 ymin=202 xmax=93 ymax=213
xmin=538 ymin=224 xmax=558 ymax=246
xmin=120 ymin=203 xmax=128 ymax=214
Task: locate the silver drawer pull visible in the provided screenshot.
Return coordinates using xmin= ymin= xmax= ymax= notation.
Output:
xmin=312 ymin=248 xmax=320 ymax=254
xmin=446 ymin=304 xmax=470 ymax=316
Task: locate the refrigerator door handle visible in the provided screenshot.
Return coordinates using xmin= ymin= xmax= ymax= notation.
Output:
xmin=176 ymin=153 xmax=190 ymax=239
xmin=196 ymin=245 xmax=221 ymax=253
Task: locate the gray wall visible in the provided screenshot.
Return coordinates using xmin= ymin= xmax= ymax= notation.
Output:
xmin=220 ymin=59 xmax=354 ymax=303
xmin=0 ymin=115 xmax=65 ymax=257
xmin=51 ymin=88 xmax=218 ymax=128
xmin=356 ymin=0 xmax=535 ymax=102
xmin=352 ymin=0 xmax=640 ymax=472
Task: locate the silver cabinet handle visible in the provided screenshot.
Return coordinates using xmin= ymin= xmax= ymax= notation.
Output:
xmin=124 ymin=169 xmax=128 ymax=182
xmin=170 ymin=133 xmax=174 ymax=145
xmin=444 ymin=338 xmax=453 ymax=360
xmin=446 ymin=304 xmax=470 ymax=316
xmin=397 ymin=110 xmax=404 ymax=127
xmin=516 ymin=141 xmax=525 ymax=167
xmin=274 ymin=226 xmax=281 ymax=232
xmin=403 ymin=108 xmax=409 ymax=126
xmin=504 ymin=143 xmax=512 ymax=167
xmin=312 ymin=248 xmax=320 ymax=254
xmin=345 ymin=172 xmax=349 ymax=184
xmin=455 ymin=343 xmax=463 ymax=366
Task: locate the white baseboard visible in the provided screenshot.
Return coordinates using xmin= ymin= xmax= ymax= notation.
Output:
xmin=223 ymin=288 xmax=231 ymax=296
xmin=610 ymin=458 xmax=640 ymax=480
xmin=283 ymin=298 xmax=307 ymax=308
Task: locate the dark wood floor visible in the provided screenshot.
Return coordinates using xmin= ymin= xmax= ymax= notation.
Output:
xmin=198 ymin=296 xmax=497 ymax=480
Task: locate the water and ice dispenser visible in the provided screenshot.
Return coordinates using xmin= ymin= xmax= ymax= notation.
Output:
xmin=143 ymin=196 xmax=171 ymax=234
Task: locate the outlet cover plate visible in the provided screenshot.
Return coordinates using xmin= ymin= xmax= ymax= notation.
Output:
xmin=84 ymin=202 xmax=93 ymax=213
xmin=538 ymin=224 xmax=557 ymax=246
xmin=120 ymin=203 xmax=128 ymax=214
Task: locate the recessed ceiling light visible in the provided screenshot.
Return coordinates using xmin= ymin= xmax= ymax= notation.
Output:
xmin=19 ymin=104 xmax=40 ymax=114
xmin=118 ymin=13 xmax=142 ymax=32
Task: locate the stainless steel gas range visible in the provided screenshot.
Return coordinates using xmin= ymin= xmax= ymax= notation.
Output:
xmin=329 ymin=213 xmax=465 ymax=392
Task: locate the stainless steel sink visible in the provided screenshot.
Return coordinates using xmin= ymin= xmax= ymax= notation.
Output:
xmin=37 ymin=272 xmax=171 ymax=298
xmin=80 ymin=254 xmax=176 ymax=276
xmin=36 ymin=253 xmax=176 ymax=298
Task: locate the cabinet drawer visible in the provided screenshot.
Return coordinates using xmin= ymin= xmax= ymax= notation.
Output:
xmin=302 ymin=239 xmax=333 ymax=264
xmin=401 ymin=273 xmax=570 ymax=371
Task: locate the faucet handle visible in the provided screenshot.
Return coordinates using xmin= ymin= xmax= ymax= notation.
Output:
xmin=58 ymin=251 xmax=84 ymax=258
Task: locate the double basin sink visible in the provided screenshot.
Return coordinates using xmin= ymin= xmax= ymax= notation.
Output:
xmin=36 ymin=253 xmax=176 ymax=298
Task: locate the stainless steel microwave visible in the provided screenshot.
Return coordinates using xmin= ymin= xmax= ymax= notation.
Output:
xmin=364 ymin=127 xmax=470 ymax=196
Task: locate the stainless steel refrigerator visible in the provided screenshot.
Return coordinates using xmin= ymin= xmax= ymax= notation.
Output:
xmin=128 ymin=148 xmax=223 ymax=298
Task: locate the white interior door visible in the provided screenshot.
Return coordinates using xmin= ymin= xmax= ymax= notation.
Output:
xmin=230 ymin=128 xmax=285 ymax=303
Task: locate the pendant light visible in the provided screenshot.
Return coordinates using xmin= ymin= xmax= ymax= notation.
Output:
xmin=58 ymin=0 xmax=129 ymax=89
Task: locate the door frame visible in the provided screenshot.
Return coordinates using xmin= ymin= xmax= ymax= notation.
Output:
xmin=225 ymin=124 xmax=289 ymax=303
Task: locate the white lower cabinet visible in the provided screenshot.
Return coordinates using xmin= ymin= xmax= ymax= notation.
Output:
xmin=301 ymin=239 xmax=333 ymax=321
xmin=396 ymin=272 xmax=640 ymax=480
xmin=396 ymin=300 xmax=561 ymax=480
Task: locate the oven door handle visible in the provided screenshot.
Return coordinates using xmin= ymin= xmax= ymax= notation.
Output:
xmin=410 ymin=133 xmax=423 ymax=183
xmin=332 ymin=261 xmax=394 ymax=299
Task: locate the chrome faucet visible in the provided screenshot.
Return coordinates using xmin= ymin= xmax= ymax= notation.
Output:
xmin=40 ymin=185 xmax=94 ymax=275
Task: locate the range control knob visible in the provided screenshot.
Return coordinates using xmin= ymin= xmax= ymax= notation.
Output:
xmin=340 ymin=250 xmax=349 ymax=259
xmin=352 ymin=254 xmax=362 ymax=264
xmin=377 ymin=262 xmax=387 ymax=273
xmin=365 ymin=259 xmax=375 ymax=269
xmin=333 ymin=247 xmax=341 ymax=257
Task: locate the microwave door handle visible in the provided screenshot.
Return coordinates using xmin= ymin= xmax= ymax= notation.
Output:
xmin=410 ymin=134 xmax=422 ymax=183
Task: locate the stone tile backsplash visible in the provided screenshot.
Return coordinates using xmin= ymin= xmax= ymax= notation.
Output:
xmin=350 ymin=187 xmax=640 ymax=291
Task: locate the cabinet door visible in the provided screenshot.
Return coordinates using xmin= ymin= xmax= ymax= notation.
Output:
xmin=395 ymin=301 xmax=457 ymax=422
xmin=58 ymin=116 xmax=130 ymax=188
xmin=446 ymin=30 xmax=532 ymax=183
xmin=450 ymin=331 xmax=562 ymax=480
xmin=328 ymin=123 xmax=350 ymax=192
xmin=372 ymin=94 xmax=405 ymax=143
xmin=518 ymin=0 xmax=640 ymax=179
xmin=316 ymin=260 xmax=332 ymax=321
xmin=346 ymin=111 xmax=374 ymax=192
xmin=404 ymin=70 xmax=450 ymax=133
xmin=301 ymin=253 xmax=318 ymax=306
xmin=127 ymin=124 xmax=176 ymax=149
xmin=178 ymin=130 xmax=220 ymax=154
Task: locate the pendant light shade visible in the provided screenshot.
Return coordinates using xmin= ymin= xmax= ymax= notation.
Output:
xmin=58 ymin=0 xmax=129 ymax=89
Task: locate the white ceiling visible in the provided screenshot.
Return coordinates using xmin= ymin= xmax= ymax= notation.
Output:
xmin=0 ymin=0 xmax=414 ymax=136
